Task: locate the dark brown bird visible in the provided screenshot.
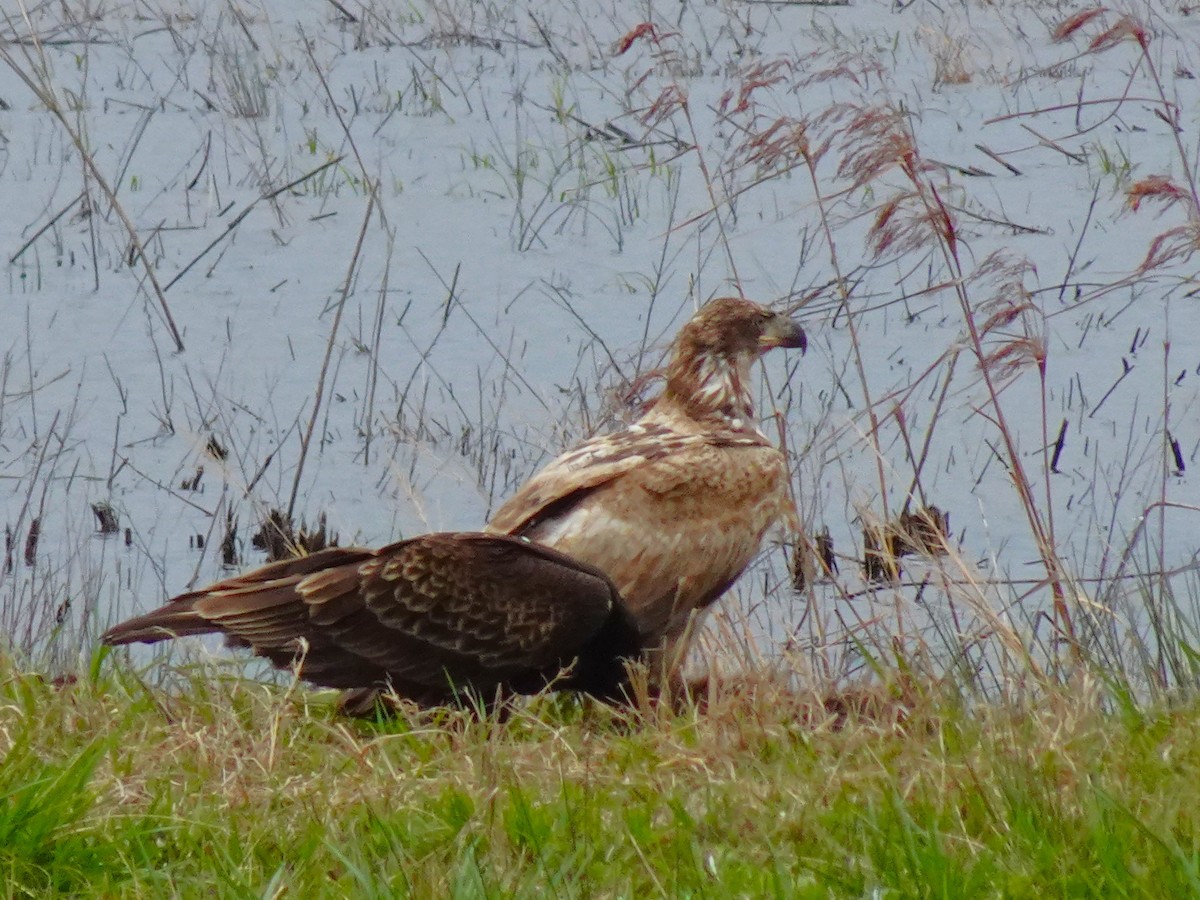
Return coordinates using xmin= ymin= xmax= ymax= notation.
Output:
xmin=102 ymin=533 xmax=641 ymax=709
xmin=102 ymin=298 xmax=805 ymax=712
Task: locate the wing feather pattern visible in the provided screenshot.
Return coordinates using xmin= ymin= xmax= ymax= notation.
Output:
xmin=102 ymin=533 xmax=640 ymax=704
xmin=487 ymin=424 xmax=769 ymax=536
xmin=488 ymin=428 xmax=789 ymax=647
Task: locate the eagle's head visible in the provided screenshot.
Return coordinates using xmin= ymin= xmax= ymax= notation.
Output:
xmin=661 ymin=298 xmax=806 ymax=429
xmin=676 ymin=297 xmax=807 ymax=358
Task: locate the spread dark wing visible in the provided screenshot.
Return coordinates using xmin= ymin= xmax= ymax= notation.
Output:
xmin=102 ymin=533 xmax=632 ymax=700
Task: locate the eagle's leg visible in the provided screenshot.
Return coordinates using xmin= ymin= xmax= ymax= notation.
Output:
xmin=634 ymin=610 xmax=714 ymax=709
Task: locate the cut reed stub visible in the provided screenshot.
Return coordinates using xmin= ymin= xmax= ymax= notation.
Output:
xmin=180 ymin=467 xmax=204 ymax=492
xmin=1050 ymin=418 xmax=1068 ymax=473
xmin=220 ymin=510 xmax=239 ymax=568
xmin=791 ymin=538 xmax=813 ymax=593
xmin=91 ymin=501 xmax=120 ymax=534
xmin=205 ymin=435 xmax=228 ymax=460
xmin=791 ymin=528 xmax=838 ymax=592
xmin=1169 ymin=431 xmax=1185 ymax=475
xmin=251 ymin=508 xmax=339 ymax=562
xmin=816 ymin=529 xmax=838 ymax=577
xmin=24 ymin=518 xmax=39 ymax=567
xmin=862 ymin=505 xmax=951 ymax=583
xmin=863 ymin=523 xmax=899 ymax=583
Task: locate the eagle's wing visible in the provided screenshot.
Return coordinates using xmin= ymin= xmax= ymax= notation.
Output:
xmin=487 ymin=423 xmax=760 ymax=535
xmin=102 ymin=533 xmax=631 ymax=700
xmin=487 ymin=424 xmax=789 ymax=642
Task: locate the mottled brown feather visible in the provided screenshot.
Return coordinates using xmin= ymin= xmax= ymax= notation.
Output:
xmin=486 ymin=298 xmax=805 ymax=680
xmin=103 ymin=533 xmax=639 ymax=704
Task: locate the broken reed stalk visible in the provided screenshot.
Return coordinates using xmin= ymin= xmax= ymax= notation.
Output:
xmin=2 ymin=410 xmax=60 ymax=586
xmin=7 ymin=190 xmax=84 ymax=264
xmin=362 ymin=239 xmax=394 ymax=468
xmin=287 ymin=32 xmax=389 ymax=518
xmin=299 ymin=30 xmax=395 ymax=473
xmin=286 ymin=189 xmax=377 ymax=522
xmin=162 ymin=155 xmax=346 ymax=294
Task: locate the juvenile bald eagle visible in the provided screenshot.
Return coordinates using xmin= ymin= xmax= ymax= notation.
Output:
xmin=487 ymin=296 xmax=805 ymax=683
xmin=102 ymin=298 xmax=804 ymax=711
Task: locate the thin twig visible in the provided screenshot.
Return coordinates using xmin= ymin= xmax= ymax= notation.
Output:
xmin=287 ymin=191 xmax=377 ymax=521
xmin=983 ymin=95 xmax=1176 ymax=126
xmin=1058 ymin=183 xmax=1100 ymax=303
xmin=162 ymin=155 xmax=345 ymax=293
xmin=8 ymin=191 xmax=84 ymax=263
xmin=974 ymin=143 xmax=1021 ymax=176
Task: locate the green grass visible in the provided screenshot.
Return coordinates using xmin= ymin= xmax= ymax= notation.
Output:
xmin=2 ymin=656 xmax=1199 ymax=897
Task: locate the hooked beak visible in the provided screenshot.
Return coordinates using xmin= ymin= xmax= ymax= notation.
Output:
xmin=759 ymin=312 xmax=807 ymax=353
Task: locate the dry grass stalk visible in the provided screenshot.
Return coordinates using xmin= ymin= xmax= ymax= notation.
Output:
xmin=717 ymin=59 xmax=794 ymax=116
xmin=1125 ymin=177 xmax=1200 ymax=273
